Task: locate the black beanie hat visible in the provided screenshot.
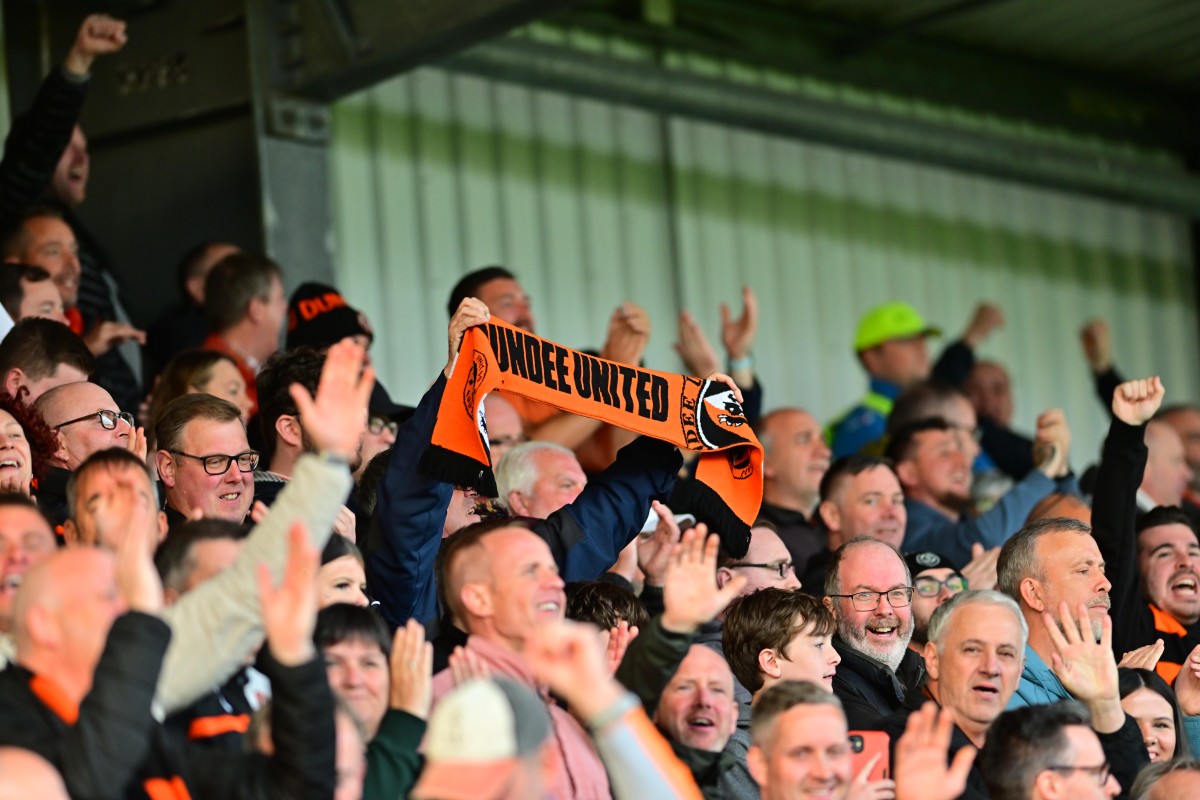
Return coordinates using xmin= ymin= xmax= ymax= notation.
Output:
xmin=285 ymin=282 xmax=373 ymax=350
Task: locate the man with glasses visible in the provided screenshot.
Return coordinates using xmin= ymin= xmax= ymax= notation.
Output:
xmin=979 ymin=701 xmax=1120 ymax=800
xmin=352 ymin=382 xmax=411 ymax=485
xmin=62 ymin=337 xmax=371 ymax=720
xmin=154 ymin=393 xmax=257 ymax=527
xmin=822 ymin=536 xmax=922 ymax=727
xmin=686 ymin=521 xmax=801 ymax=730
xmin=32 ymin=380 xmax=135 ymax=526
xmin=905 ymin=550 xmax=968 ymax=659
xmin=716 ymin=521 xmax=801 ymax=596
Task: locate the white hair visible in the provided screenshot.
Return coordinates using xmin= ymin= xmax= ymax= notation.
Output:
xmin=494 ymin=440 xmax=576 ymax=510
xmin=927 ymin=589 xmax=1028 ymax=652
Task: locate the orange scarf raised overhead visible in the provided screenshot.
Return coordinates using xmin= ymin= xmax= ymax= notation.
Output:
xmin=420 ymin=319 xmax=762 ymax=555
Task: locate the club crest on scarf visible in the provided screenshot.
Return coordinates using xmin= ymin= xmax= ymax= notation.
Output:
xmin=679 ymin=378 xmax=755 ymax=480
xmin=462 ymin=350 xmax=489 ymax=417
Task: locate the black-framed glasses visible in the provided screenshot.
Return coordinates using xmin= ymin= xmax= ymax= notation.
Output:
xmin=170 ymin=450 xmax=260 ymax=475
xmin=367 ymin=416 xmax=399 ymax=437
xmin=726 ymin=559 xmax=794 ymax=579
xmin=914 ymin=574 xmax=968 ymax=597
xmin=1045 ymin=761 xmax=1110 ymax=786
xmin=828 ymin=587 xmax=914 ymax=612
xmin=52 ymin=409 xmax=135 ymax=431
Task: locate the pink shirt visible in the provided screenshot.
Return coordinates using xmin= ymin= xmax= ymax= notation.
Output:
xmin=430 ymin=635 xmax=612 ymax=799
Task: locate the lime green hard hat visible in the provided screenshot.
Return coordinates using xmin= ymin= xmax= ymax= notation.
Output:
xmin=853 ymin=302 xmax=942 ymax=352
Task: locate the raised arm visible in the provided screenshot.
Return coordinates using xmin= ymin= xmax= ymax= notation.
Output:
xmin=894 ymin=704 xmax=976 ymax=800
xmin=904 ymin=410 xmax=1072 ymax=564
xmin=0 ymin=15 xmax=126 ymax=226
xmin=1081 ymin=319 xmax=1124 ymax=411
xmin=616 ymin=525 xmax=746 ymax=712
xmin=158 ymin=340 xmax=370 ymax=711
xmin=189 ymin=524 xmax=337 ymax=800
xmin=932 ymin=303 xmax=1003 ymax=387
xmin=249 ymin=523 xmax=335 ymax=800
xmin=539 ymin=434 xmax=682 ymax=582
xmin=676 ymin=287 xmax=762 ymax=422
xmin=367 ymin=300 xmax=491 ymax=627
xmin=527 ymin=620 xmax=704 ymax=800
xmin=30 ymin=493 xmax=170 ymax=800
xmin=1093 ymin=377 xmax=1160 ymax=653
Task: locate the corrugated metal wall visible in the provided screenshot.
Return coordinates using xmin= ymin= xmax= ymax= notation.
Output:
xmin=330 ymin=65 xmax=1198 ymax=459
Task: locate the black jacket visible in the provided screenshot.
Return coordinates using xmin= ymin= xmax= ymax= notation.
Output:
xmin=757 ymin=502 xmax=825 ymax=577
xmin=977 ymin=417 xmax=1036 ymax=481
xmin=799 ymin=549 xmax=833 ymax=599
xmin=0 ymin=612 xmax=335 ymax=800
xmin=831 ymin=636 xmax=926 ymax=729
xmin=0 ymin=67 xmax=87 ymax=230
xmin=36 ymin=466 xmax=72 ymax=534
xmin=874 ymin=688 xmax=988 ymax=799
xmin=1096 ymin=714 xmax=1152 ymax=800
xmin=616 ymin=616 xmax=738 ymax=799
xmin=1093 ymin=417 xmax=1200 ymax=679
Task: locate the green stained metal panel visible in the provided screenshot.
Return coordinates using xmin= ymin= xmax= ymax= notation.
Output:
xmin=330 ymin=63 xmax=1197 ymax=460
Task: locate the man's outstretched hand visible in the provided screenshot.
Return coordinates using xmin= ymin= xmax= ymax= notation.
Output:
xmin=65 ymin=15 xmax=127 ymax=76
xmin=290 ymin=339 xmax=374 ymax=462
xmin=1111 ymin=376 xmax=1164 ymax=427
xmin=445 ymin=298 xmax=490 ymax=379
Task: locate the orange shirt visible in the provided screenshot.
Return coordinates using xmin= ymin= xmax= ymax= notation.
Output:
xmin=201 ymin=333 xmax=259 ymax=417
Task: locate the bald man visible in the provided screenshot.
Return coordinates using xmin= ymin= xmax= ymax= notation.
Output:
xmin=0 ymin=748 xmax=68 ymax=800
xmin=0 ymin=546 xmax=169 ymax=797
xmin=756 ymin=407 xmax=832 ymax=572
xmin=653 ymin=644 xmax=739 ymax=754
xmin=32 ymin=380 xmax=133 ymax=527
xmin=0 ymin=520 xmax=337 ymax=800
xmin=432 ymin=521 xmax=611 ymax=799
xmin=35 ymin=381 xmax=132 ymax=469
xmin=1140 ymin=420 xmax=1193 ymax=512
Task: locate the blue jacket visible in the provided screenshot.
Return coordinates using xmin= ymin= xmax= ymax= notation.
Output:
xmin=902 ymin=471 xmax=1079 ymax=567
xmin=365 ymin=374 xmax=681 ymax=628
xmin=1007 ymin=645 xmax=1152 ymax=794
xmin=828 ymin=339 xmax=975 ymax=459
xmin=827 ymin=377 xmax=901 ymax=460
xmin=1007 ymin=645 xmax=1071 ymax=709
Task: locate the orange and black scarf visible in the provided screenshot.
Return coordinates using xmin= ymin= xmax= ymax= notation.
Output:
xmin=420 ymin=319 xmax=763 ymax=555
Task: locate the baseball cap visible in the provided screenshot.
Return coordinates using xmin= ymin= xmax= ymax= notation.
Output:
xmin=411 ymin=677 xmax=552 ymax=800
xmin=904 ymin=550 xmax=961 ymax=578
xmin=369 ymin=381 xmax=414 ymax=423
xmin=285 ymin=282 xmax=374 ymax=350
xmin=853 ymin=302 xmax=941 ymax=352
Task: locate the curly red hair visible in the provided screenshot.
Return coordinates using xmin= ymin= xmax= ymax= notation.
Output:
xmin=0 ymin=391 xmax=59 ymax=484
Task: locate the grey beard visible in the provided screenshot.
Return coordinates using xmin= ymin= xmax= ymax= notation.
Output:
xmin=1056 ymin=618 xmax=1104 ymax=642
xmin=839 ymin=617 xmax=913 ymax=673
